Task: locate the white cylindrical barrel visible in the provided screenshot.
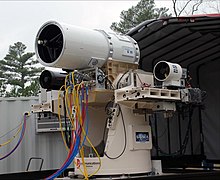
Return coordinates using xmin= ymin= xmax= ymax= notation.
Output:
xmin=35 ymin=21 xmax=140 ymax=70
xmin=153 ymin=61 xmax=182 ymax=82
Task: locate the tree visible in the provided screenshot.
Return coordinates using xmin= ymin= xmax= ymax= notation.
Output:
xmin=110 ymin=0 xmax=171 ymax=34
xmin=172 ymin=0 xmax=203 ymax=16
xmin=172 ymin=0 xmax=220 ymax=17
xmin=0 ymin=67 xmax=6 ymax=97
xmin=0 ymin=42 xmax=44 ymax=97
xmin=204 ymin=0 xmax=220 ymax=13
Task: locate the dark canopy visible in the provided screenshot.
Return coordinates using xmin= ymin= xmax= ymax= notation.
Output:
xmin=127 ymin=14 xmax=220 ymax=72
xmin=128 ymin=14 xmax=220 ymax=160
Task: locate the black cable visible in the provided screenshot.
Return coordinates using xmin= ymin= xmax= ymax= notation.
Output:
xmin=105 ymin=77 xmax=115 ymax=90
xmin=104 ymin=100 xmax=114 ymax=115
xmin=116 ymin=70 xmax=130 ymax=89
xmin=97 ymin=68 xmax=115 ymax=90
xmin=152 ymin=105 xmax=194 ymax=156
xmin=63 ymin=91 xmax=71 ymax=148
xmin=104 ymin=104 xmax=127 ymax=159
xmin=102 ymin=100 xmax=114 ymax=144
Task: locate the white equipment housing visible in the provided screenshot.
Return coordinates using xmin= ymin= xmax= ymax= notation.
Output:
xmin=74 ymin=104 xmax=153 ymax=175
xmin=32 ymin=70 xmax=182 ymax=177
xmin=35 ymin=21 xmax=140 ymax=70
xmin=153 ymin=61 xmax=183 ymax=87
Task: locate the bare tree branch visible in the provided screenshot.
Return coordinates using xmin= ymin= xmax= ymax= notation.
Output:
xmin=172 ymin=0 xmax=178 ymax=16
xmin=191 ymin=0 xmax=203 ymax=15
xmin=178 ymin=0 xmax=193 ymax=16
xmin=207 ymin=0 xmax=220 ymax=13
xmin=172 ymin=0 xmax=217 ymax=16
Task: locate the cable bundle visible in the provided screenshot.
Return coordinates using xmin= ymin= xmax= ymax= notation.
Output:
xmin=46 ymin=72 xmax=101 ymax=180
xmin=0 ymin=114 xmax=27 ymax=160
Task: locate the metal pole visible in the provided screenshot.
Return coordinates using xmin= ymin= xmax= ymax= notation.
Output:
xmin=178 ymin=111 xmax=182 ymax=155
xmin=167 ymin=117 xmax=171 ymax=154
xmin=154 ymin=113 xmax=159 ymax=156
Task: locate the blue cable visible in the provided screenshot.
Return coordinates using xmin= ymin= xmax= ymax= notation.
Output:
xmin=47 ymin=85 xmax=90 ymax=179
xmin=80 ymin=86 xmax=89 ymax=147
xmin=46 ymin=84 xmax=82 ymax=179
xmin=46 ymin=135 xmax=81 ymax=180
xmin=0 ymin=115 xmax=26 ymax=161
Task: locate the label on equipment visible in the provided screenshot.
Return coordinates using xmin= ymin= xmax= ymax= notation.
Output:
xmin=122 ymin=46 xmax=135 ymax=58
xmin=135 ymin=132 xmax=149 ymax=143
xmin=75 ymin=158 xmax=101 ymax=169
xmin=88 ymin=57 xmax=105 ymax=67
xmin=172 ymin=65 xmax=178 ymax=73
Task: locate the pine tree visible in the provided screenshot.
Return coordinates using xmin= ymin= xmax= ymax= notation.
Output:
xmin=0 ymin=42 xmax=44 ymax=97
xmin=0 ymin=66 xmax=6 ymax=97
xmin=110 ymin=0 xmax=171 ymax=34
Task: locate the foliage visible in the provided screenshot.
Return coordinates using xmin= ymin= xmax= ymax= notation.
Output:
xmin=0 ymin=84 xmax=6 ymax=97
xmin=110 ymin=0 xmax=171 ymax=34
xmin=0 ymin=42 xmax=44 ymax=97
xmin=0 ymin=71 xmax=6 ymax=97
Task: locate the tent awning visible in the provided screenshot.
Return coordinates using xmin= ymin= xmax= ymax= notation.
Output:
xmin=127 ymin=14 xmax=220 ymax=72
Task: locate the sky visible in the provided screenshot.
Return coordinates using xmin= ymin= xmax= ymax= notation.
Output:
xmin=0 ymin=0 xmax=174 ymax=59
xmin=0 ymin=0 xmax=219 ymax=60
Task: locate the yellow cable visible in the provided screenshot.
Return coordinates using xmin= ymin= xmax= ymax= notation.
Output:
xmin=81 ymin=83 xmax=101 ymax=178
xmin=65 ymin=75 xmax=87 ymax=176
xmin=80 ymin=147 xmax=88 ymax=179
xmin=77 ymin=83 xmax=90 ymax=179
xmin=65 ymin=86 xmax=75 ymax=128
xmin=0 ymin=123 xmax=23 ymax=147
xmin=74 ymin=83 xmax=87 ymax=178
xmin=57 ymin=85 xmax=69 ymax=151
xmin=58 ymin=81 xmax=85 ymax=176
xmin=74 ymin=83 xmax=88 ymax=177
xmin=62 ymin=75 xmax=102 ymax=178
xmin=83 ymin=127 xmax=102 ymax=178
xmin=71 ymin=72 xmax=75 ymax=86
xmin=64 ymin=74 xmax=76 ymax=126
xmin=74 ymin=83 xmax=102 ymax=178
xmin=80 ymin=87 xmax=89 ymax=180
xmin=68 ymin=82 xmax=86 ymax=179
xmin=64 ymin=74 xmax=70 ymax=90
